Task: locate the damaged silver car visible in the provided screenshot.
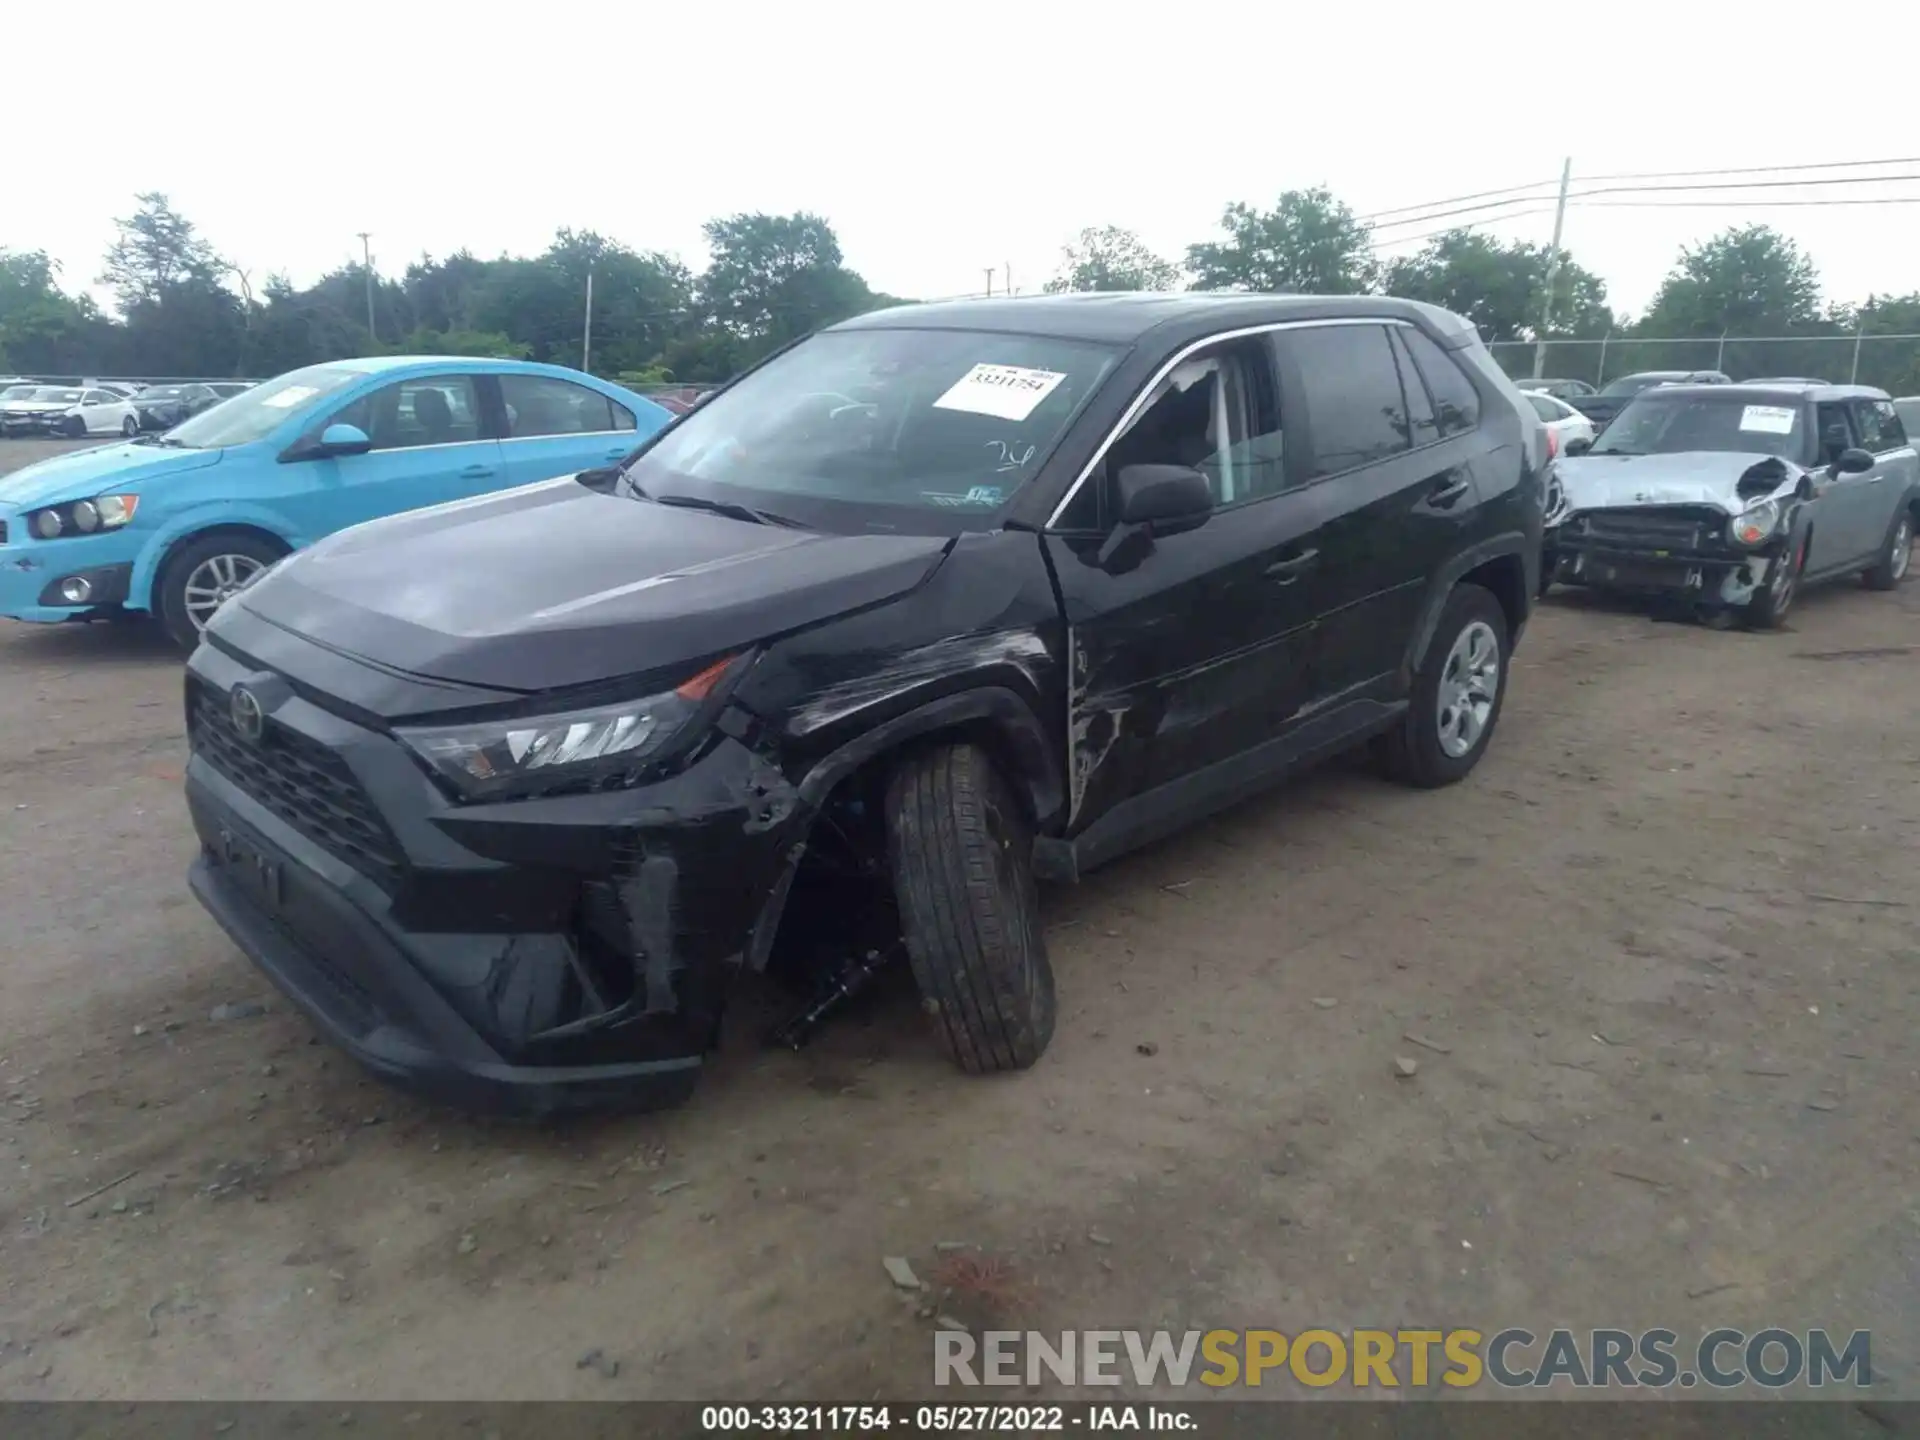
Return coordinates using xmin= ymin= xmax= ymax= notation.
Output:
xmin=1543 ymin=383 xmax=1918 ymax=627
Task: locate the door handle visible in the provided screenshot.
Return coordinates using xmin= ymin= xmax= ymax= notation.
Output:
xmin=459 ymin=465 xmax=496 ymax=478
xmin=1265 ymin=548 xmax=1320 ymax=582
xmin=1425 ymin=476 xmax=1473 ymax=508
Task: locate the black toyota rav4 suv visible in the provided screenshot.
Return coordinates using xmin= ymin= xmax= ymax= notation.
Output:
xmin=183 ymin=294 xmax=1547 ymax=1115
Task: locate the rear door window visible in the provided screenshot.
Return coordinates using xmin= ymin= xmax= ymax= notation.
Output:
xmin=499 ymin=374 xmax=632 ymax=437
xmin=1281 ymin=324 xmax=1412 ymax=480
xmin=1398 ymin=328 xmax=1481 ymax=437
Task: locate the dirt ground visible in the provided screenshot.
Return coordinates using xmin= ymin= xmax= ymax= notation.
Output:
xmin=0 ymin=435 xmax=1915 ymax=1403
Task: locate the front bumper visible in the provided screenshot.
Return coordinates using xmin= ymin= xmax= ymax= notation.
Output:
xmin=0 ymin=525 xmax=145 ymax=622
xmin=0 ymin=413 xmax=63 ymax=435
xmin=1547 ymin=514 xmax=1782 ymax=605
xmin=181 ymin=642 xmax=799 ymax=1116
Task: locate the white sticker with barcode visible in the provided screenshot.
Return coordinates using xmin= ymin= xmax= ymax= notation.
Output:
xmin=1739 ymin=404 xmax=1796 ymax=434
xmin=932 ymin=364 xmax=1067 ymax=422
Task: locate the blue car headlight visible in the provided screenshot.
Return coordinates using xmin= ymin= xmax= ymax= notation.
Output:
xmin=26 ymin=493 xmax=140 ymax=539
xmin=397 ymin=656 xmax=741 ymax=802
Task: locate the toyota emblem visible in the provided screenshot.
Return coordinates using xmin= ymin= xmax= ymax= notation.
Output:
xmin=230 ymin=686 xmax=265 ymax=743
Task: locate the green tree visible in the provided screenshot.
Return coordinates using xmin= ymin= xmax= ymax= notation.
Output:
xmin=0 ymin=250 xmax=113 ymax=372
xmin=1384 ymin=231 xmax=1613 ymax=343
xmin=1044 ymin=225 xmax=1180 ymax=293
xmin=1185 ymin=188 xmax=1377 ymax=295
xmin=1639 ymin=225 xmax=1822 ymax=336
xmin=697 ymin=212 xmax=881 ymax=363
xmin=98 ymin=193 xmax=225 ymax=312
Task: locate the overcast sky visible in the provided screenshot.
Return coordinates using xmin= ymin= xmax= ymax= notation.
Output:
xmin=8 ymin=1 xmax=1916 ymax=323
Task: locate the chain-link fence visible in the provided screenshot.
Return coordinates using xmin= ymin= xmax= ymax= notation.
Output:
xmin=1485 ymin=334 xmax=1920 ymax=394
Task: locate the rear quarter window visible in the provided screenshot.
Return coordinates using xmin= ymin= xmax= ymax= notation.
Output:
xmin=1398 ymin=328 xmax=1481 ymax=437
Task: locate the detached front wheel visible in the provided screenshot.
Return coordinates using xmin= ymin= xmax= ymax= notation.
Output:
xmin=885 ymin=743 xmax=1055 ymax=1075
xmin=1744 ymin=534 xmax=1805 ymax=629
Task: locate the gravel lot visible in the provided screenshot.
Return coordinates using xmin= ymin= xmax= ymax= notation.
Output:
xmin=0 ymin=434 xmax=1915 ymax=1402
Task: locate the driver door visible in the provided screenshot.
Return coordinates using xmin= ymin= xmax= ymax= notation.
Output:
xmin=1808 ymin=402 xmax=1872 ymax=571
xmin=1041 ymin=334 xmax=1324 ymax=860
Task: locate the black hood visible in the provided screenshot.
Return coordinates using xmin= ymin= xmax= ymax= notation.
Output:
xmin=229 ymin=477 xmax=953 ymax=693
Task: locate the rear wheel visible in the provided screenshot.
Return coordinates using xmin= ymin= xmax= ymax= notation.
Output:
xmin=1744 ymin=534 xmax=1804 ymax=629
xmin=156 ymin=532 xmax=284 ymax=651
xmin=1862 ymin=509 xmax=1913 ymax=591
xmin=885 ymin=743 xmax=1055 ymax=1075
xmin=1378 ymin=583 xmax=1509 ymax=789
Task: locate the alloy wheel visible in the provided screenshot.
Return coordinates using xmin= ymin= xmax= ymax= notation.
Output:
xmin=181 ymin=553 xmax=265 ymax=631
xmin=1436 ymin=620 xmax=1501 ymax=759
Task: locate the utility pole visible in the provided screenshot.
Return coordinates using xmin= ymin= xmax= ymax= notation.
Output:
xmin=582 ymin=268 xmax=594 ymax=372
xmin=356 ymin=232 xmax=376 ymax=340
xmin=983 ymin=267 xmax=995 ymax=298
xmin=1531 ymin=157 xmax=1572 ymax=379
xmin=1004 ymin=260 xmax=1013 ymax=297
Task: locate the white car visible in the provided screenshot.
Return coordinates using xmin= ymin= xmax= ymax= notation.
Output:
xmin=1521 ymin=388 xmax=1595 ymax=454
xmin=0 ymin=385 xmax=142 ymax=438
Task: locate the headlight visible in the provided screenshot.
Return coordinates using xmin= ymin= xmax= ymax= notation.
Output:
xmin=25 ymin=494 xmax=138 ymax=540
xmin=1544 ymin=475 xmax=1570 ymax=528
xmin=1729 ymin=499 xmax=1780 ymax=547
xmin=397 ymin=655 xmax=741 ymax=802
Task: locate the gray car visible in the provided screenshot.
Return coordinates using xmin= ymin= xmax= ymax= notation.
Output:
xmin=1544 ymin=383 xmax=1918 ymax=627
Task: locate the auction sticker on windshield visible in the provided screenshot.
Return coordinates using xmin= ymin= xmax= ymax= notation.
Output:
xmin=933 ymin=364 xmax=1067 ymax=422
xmin=1740 ymin=405 xmax=1797 ymax=435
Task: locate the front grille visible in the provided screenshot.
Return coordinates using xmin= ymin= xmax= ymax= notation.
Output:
xmin=1573 ymin=506 xmax=1726 ymax=552
xmin=188 ymin=677 xmax=404 ymax=887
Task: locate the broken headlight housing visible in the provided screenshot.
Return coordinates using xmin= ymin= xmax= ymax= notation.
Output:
xmin=398 ymin=655 xmax=739 ymax=802
xmin=1543 ymin=473 xmax=1570 ymax=528
xmin=1728 ymin=498 xmax=1781 ymax=547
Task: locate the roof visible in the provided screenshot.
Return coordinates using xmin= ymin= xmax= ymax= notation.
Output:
xmin=830 ymin=292 xmax=1475 ymax=347
xmin=325 ymin=354 xmax=569 ymax=375
xmin=1644 ymin=381 xmax=1890 ymax=403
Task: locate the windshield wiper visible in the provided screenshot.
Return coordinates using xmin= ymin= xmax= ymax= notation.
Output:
xmin=1590 ymin=447 xmax=1644 ymax=456
xmin=648 ymin=491 xmax=806 ymax=529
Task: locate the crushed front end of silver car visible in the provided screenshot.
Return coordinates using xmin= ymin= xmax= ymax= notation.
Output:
xmin=1543 ymin=450 xmax=1812 ymax=618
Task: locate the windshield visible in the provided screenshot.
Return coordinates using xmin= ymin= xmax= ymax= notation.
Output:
xmin=1591 ymin=393 xmax=1808 ymax=461
xmin=1599 ymin=374 xmax=1677 ymax=398
xmin=140 ymin=386 xmax=186 ymax=400
xmin=0 ymin=385 xmax=38 ymax=401
xmin=162 ymin=365 xmax=364 ymax=448
xmin=32 ymin=388 xmax=83 ymax=404
xmin=618 ymin=328 xmax=1121 ymax=534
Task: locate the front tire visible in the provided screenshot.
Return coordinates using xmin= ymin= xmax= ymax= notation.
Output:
xmin=1744 ymin=534 xmax=1805 ymax=629
xmin=885 ymin=743 xmax=1055 ymax=1075
xmin=63 ymin=416 xmax=86 ymax=438
xmin=1379 ymin=583 xmax=1510 ymax=788
xmin=156 ymin=533 xmax=284 ymax=652
xmin=1862 ymin=508 xmax=1913 ymax=591
xmin=121 ymin=414 xmax=139 ymax=437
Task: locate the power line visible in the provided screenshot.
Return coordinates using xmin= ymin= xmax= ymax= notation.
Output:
xmin=1584 ymin=195 xmax=1920 ymax=208
xmin=1359 ymin=158 xmax=1920 ymax=230
xmin=1575 ymin=155 xmax=1920 ymax=183
xmin=1357 ymin=178 xmax=1558 ymax=222
xmin=1371 ymin=206 xmax=1561 ymax=250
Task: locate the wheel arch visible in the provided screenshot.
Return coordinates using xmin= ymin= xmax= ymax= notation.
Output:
xmin=1406 ymin=533 xmax=1534 ymax=678
xmin=742 ymin=690 xmax=1065 ymax=972
xmin=135 ymin=519 xmax=298 ymax=612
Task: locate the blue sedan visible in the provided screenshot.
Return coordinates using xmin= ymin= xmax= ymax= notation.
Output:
xmin=0 ymin=357 xmax=671 ymax=648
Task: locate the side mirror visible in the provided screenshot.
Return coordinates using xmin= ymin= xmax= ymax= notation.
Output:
xmin=1564 ymin=436 xmax=1593 ymax=457
xmin=318 ymin=422 xmax=372 ymax=457
xmin=1115 ymin=463 xmax=1212 ymax=533
xmin=1833 ymin=446 xmax=1875 ymax=475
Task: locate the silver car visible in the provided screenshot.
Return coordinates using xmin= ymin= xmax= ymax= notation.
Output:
xmin=1543 ymin=383 xmax=1918 ymax=627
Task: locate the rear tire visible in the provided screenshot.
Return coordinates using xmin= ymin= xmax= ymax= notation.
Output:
xmin=156 ymin=532 xmax=285 ymax=652
xmin=885 ymin=743 xmax=1055 ymax=1075
xmin=1379 ymin=583 xmax=1510 ymax=789
xmin=1862 ymin=508 xmax=1913 ymax=591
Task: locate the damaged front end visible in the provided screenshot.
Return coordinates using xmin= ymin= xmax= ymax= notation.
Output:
xmin=1545 ymin=454 xmax=1809 ymax=615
